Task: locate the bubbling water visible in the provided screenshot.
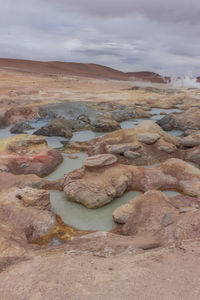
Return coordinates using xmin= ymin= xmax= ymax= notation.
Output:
xmin=171 ymin=75 xmax=200 ymax=89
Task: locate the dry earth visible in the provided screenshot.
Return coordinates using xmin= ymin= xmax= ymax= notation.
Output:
xmin=1 ymin=239 xmax=200 ymax=300
xmin=0 ymin=59 xmax=200 ymax=300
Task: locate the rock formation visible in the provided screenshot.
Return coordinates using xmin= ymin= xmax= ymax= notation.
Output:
xmin=0 ymin=187 xmax=56 ymax=269
xmin=86 ymin=120 xmax=200 ymax=167
xmin=0 ymin=134 xmax=63 ymax=176
xmin=113 ymin=190 xmax=200 ymax=245
xmin=62 ymin=158 xmax=200 ymax=208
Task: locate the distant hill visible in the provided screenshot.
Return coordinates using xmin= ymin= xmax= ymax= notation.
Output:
xmin=0 ymin=58 xmax=167 ymax=83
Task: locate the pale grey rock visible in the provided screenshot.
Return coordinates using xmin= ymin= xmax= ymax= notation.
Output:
xmin=138 ymin=133 xmax=160 ymax=145
xmin=124 ymin=151 xmax=141 ymax=159
xmin=106 ymin=143 xmax=141 ymax=154
xmin=83 ymin=154 xmax=117 ymax=168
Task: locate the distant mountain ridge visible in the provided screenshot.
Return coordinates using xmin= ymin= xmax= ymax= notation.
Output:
xmin=0 ymin=58 xmax=167 ymax=83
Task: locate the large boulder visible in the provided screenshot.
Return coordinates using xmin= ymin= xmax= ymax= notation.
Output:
xmin=157 ymin=107 xmax=200 ymax=131
xmin=34 ymin=117 xmax=73 ymax=138
xmin=121 ymin=190 xmax=179 ymax=241
xmin=117 ymin=190 xmax=200 ymax=244
xmin=0 ymin=134 xmax=63 ymax=176
xmin=113 ymin=191 xmax=200 ymax=225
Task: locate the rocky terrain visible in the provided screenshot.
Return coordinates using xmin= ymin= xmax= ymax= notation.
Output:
xmin=0 ymin=59 xmax=200 ymax=299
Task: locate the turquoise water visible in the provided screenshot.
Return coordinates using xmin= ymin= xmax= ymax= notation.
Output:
xmin=50 ymin=190 xmax=141 ymax=231
xmin=46 ymin=152 xmax=87 ymax=180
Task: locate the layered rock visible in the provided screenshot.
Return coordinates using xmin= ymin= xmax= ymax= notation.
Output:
xmin=62 ymin=158 xmax=200 ymax=208
xmin=0 ymin=134 xmax=63 ymax=176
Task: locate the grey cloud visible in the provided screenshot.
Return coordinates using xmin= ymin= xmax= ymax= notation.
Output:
xmin=75 ymin=49 xmax=122 ymax=57
xmin=46 ymin=0 xmax=200 ymax=23
xmin=0 ymin=0 xmax=200 ymax=75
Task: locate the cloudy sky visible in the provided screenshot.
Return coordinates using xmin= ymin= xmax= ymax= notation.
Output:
xmin=1 ymin=0 xmax=200 ymax=75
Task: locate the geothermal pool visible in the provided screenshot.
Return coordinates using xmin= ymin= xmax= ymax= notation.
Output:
xmin=50 ymin=190 xmax=141 ymax=231
xmin=0 ymin=105 xmax=184 ymax=232
xmin=46 ymin=154 xmax=180 ymax=231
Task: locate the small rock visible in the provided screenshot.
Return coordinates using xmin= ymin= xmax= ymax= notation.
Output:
xmin=179 ymin=207 xmax=198 ymax=214
xmin=93 ymin=115 xmax=120 ymax=132
xmin=138 ymin=133 xmax=160 ymax=145
xmin=106 ymin=143 xmax=141 ymax=154
xmin=77 ymin=114 xmax=90 ymax=124
xmin=180 ymin=134 xmax=200 ymax=148
xmin=158 ymin=145 xmax=176 ymax=154
xmin=10 ymin=122 xmax=33 ymax=134
xmin=161 ymin=213 xmax=175 ymax=227
xmin=34 ymin=117 xmax=73 ymax=138
xmin=124 ymin=151 xmax=141 ymax=159
xmin=83 ymin=154 xmax=117 ymax=168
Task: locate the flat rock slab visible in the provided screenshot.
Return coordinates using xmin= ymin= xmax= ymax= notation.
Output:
xmin=83 ymin=154 xmax=117 ymax=168
xmin=106 ymin=143 xmax=141 ymax=154
xmin=124 ymin=151 xmax=141 ymax=159
xmin=158 ymin=145 xmax=176 ymax=154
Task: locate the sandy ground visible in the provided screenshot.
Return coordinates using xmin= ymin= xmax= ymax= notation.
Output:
xmin=0 ymin=69 xmax=133 ymax=104
xmin=0 ymin=240 xmax=200 ymax=300
xmin=0 ymin=68 xmax=186 ymax=108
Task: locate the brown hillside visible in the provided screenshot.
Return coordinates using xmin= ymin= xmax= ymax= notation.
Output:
xmin=0 ymin=58 xmax=166 ymax=83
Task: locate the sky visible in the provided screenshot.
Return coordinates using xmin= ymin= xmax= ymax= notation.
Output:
xmin=0 ymin=0 xmax=200 ymax=76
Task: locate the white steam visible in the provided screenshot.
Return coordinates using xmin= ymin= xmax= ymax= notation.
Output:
xmin=171 ymin=75 xmax=200 ymax=89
